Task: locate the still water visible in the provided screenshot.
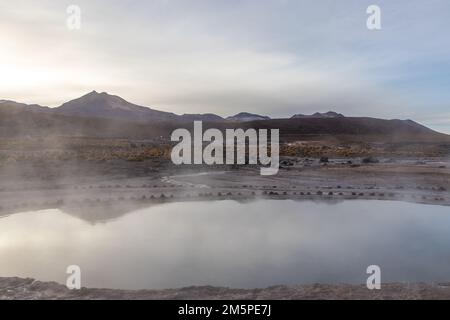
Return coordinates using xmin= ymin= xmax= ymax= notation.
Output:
xmin=1 ymin=200 xmax=450 ymax=289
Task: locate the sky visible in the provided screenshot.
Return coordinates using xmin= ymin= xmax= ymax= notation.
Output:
xmin=1 ymin=0 xmax=449 ymax=133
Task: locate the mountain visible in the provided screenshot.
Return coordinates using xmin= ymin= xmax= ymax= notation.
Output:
xmin=181 ymin=113 xmax=224 ymax=121
xmin=54 ymin=91 xmax=178 ymax=122
xmin=243 ymin=116 xmax=447 ymax=142
xmin=291 ymin=111 xmax=345 ymax=119
xmin=1 ymin=92 xmax=449 ymax=142
xmin=227 ymin=112 xmax=271 ymax=122
xmin=0 ymin=100 xmax=50 ymax=114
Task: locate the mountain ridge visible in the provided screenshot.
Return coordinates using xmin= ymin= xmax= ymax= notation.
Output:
xmin=227 ymin=112 xmax=271 ymax=122
xmin=292 ymin=111 xmax=345 ymax=119
xmin=1 ymin=91 xmax=448 ymax=141
xmin=1 ymin=92 xmax=343 ymax=122
xmin=53 ymin=91 xmax=178 ymax=122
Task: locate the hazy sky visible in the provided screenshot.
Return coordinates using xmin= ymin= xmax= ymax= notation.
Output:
xmin=1 ymin=0 xmax=449 ymax=132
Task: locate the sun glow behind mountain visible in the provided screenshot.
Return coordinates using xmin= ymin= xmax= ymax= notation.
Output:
xmin=1 ymin=0 xmax=450 ymax=133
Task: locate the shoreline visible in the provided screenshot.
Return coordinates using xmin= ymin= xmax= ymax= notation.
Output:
xmin=1 ymin=186 xmax=449 ymax=223
xmin=1 ymin=158 xmax=449 ymax=221
xmin=1 ymin=158 xmax=450 ymax=300
xmin=2 ymin=277 xmax=450 ymax=300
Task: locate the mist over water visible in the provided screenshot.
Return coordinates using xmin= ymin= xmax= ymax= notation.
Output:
xmin=1 ymin=199 xmax=450 ymax=290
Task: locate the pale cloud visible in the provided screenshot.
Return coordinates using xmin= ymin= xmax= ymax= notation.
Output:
xmin=0 ymin=0 xmax=449 ymax=131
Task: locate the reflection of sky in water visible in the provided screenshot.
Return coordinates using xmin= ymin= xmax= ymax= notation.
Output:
xmin=1 ymin=200 xmax=450 ymax=290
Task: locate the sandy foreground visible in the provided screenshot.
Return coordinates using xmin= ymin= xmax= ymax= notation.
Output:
xmin=2 ymin=277 xmax=450 ymax=300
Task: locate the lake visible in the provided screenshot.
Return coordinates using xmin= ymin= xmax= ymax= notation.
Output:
xmin=1 ymin=200 xmax=449 ymax=290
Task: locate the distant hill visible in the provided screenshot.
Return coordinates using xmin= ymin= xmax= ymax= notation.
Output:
xmin=291 ymin=111 xmax=345 ymax=119
xmin=54 ymin=91 xmax=178 ymax=122
xmin=1 ymin=92 xmax=449 ymax=142
xmin=0 ymin=100 xmax=50 ymax=114
xmin=181 ymin=113 xmax=224 ymax=121
xmin=227 ymin=112 xmax=271 ymax=122
xmin=235 ymin=117 xmax=449 ymax=143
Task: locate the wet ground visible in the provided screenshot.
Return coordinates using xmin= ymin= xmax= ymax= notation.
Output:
xmin=1 ymin=156 xmax=449 ymax=299
xmin=1 ymin=157 xmax=449 ymax=221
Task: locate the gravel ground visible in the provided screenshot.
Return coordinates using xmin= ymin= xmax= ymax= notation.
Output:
xmin=2 ymin=277 xmax=450 ymax=300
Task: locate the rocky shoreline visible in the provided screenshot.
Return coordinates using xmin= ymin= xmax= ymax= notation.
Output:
xmin=2 ymin=277 xmax=450 ymax=300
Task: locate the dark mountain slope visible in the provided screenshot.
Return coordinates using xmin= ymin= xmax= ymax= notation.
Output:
xmin=54 ymin=91 xmax=178 ymax=122
xmin=1 ymin=92 xmax=449 ymax=142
